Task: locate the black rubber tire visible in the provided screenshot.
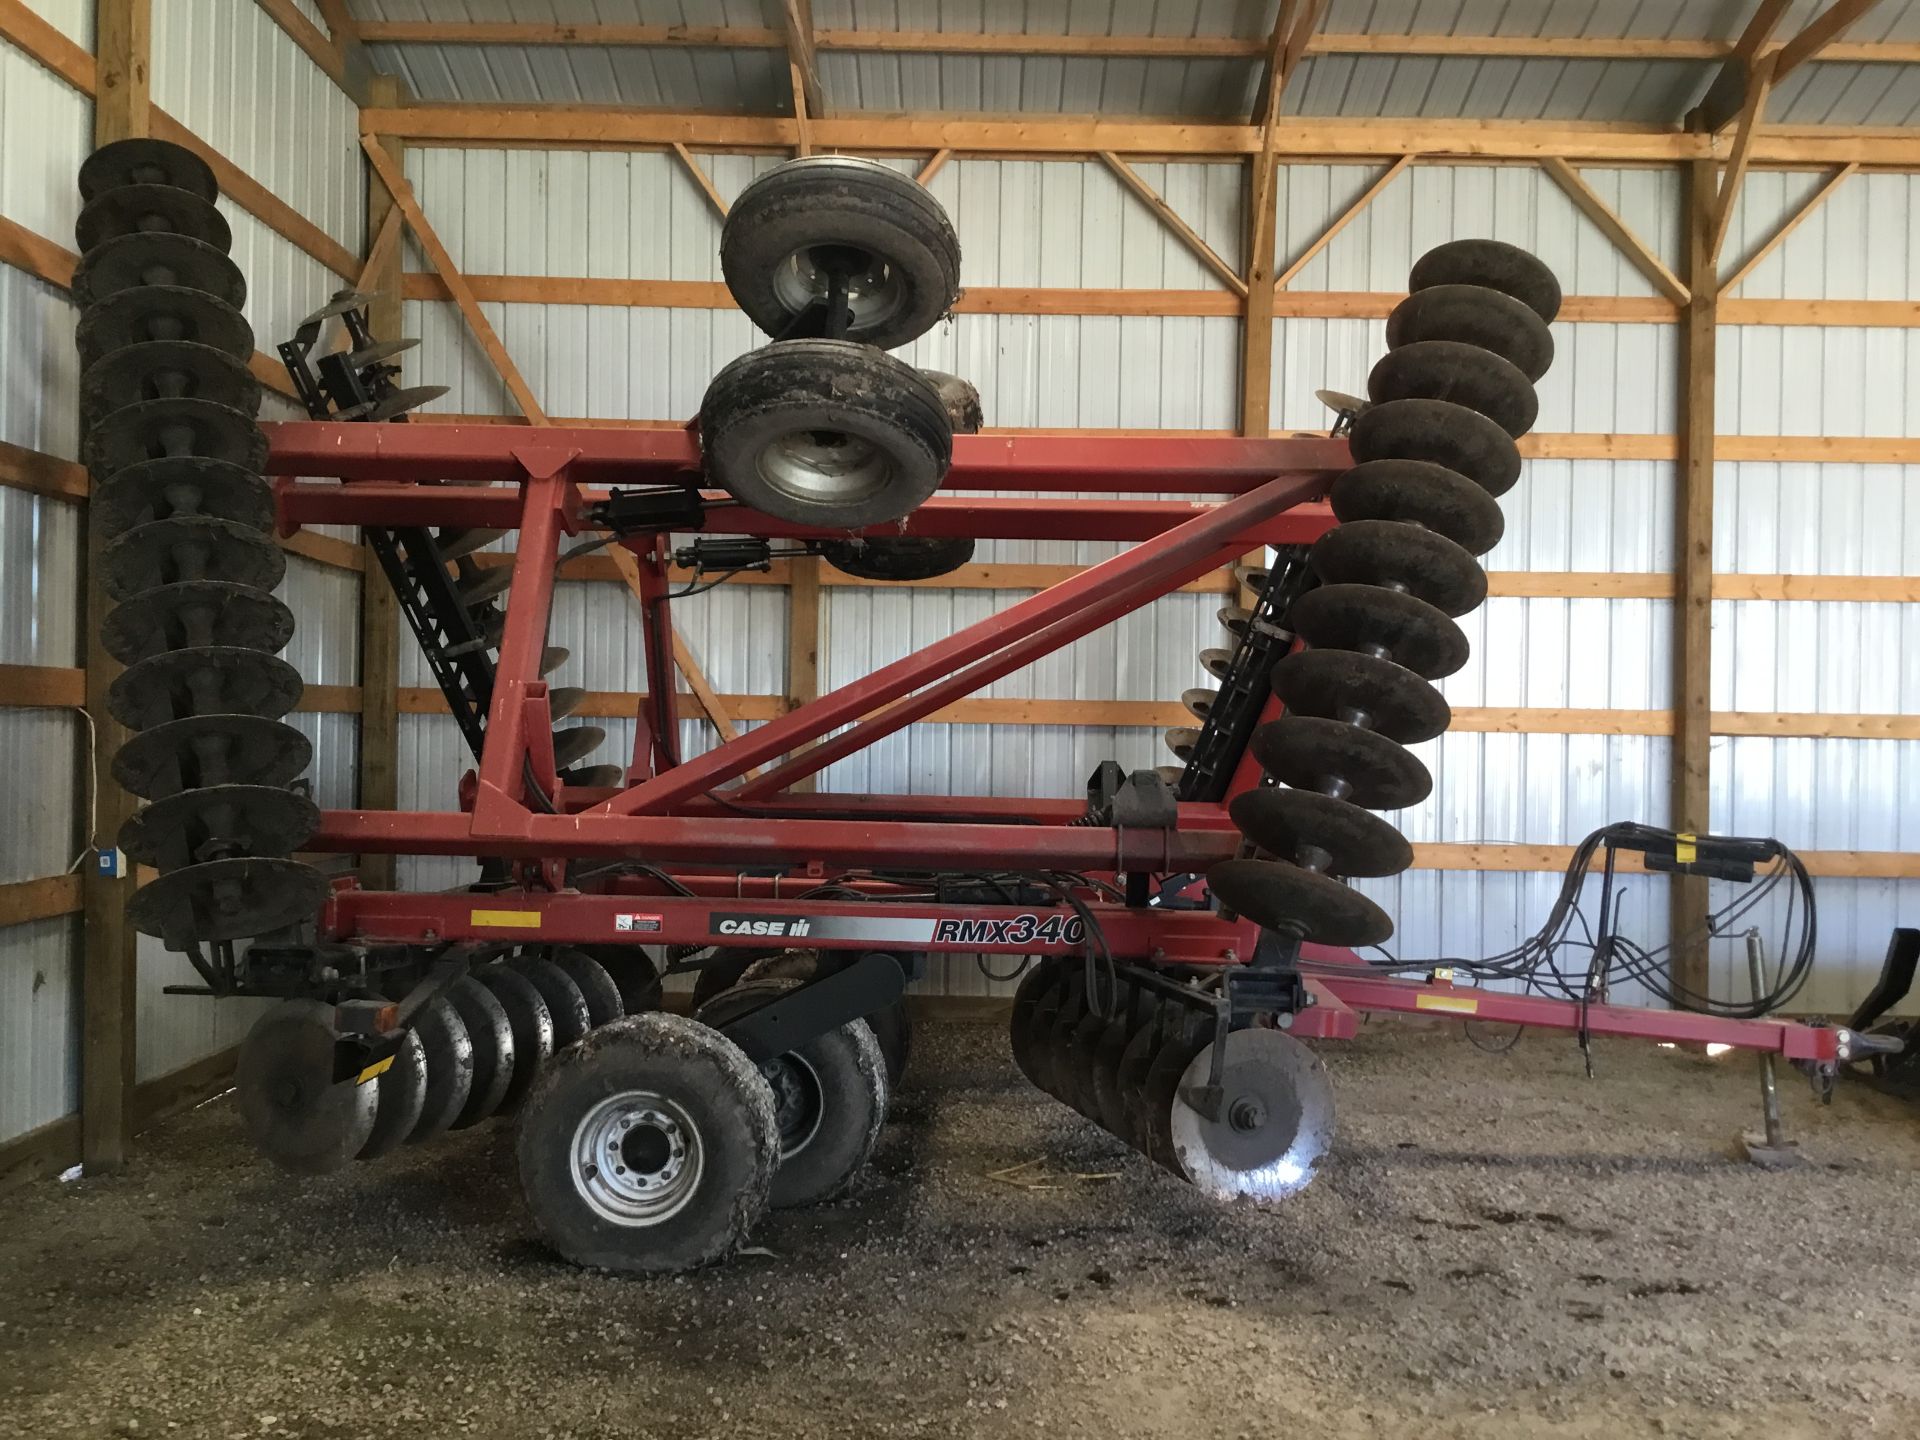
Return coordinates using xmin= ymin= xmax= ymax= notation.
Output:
xmin=819 ymin=535 xmax=975 ymax=582
xmin=512 ymin=955 xmax=595 ymax=1050
xmin=690 ymin=948 xmax=774 ymax=1012
xmin=477 ymin=966 xmax=554 ymax=1115
xmin=357 ymin=1029 xmax=428 ymax=1161
xmin=721 ymin=155 xmax=961 ymax=350
xmin=577 ymin=945 xmax=663 ymax=1015
xmin=515 ymin=1013 xmax=779 ymax=1274
xmin=696 ymin=979 xmax=889 ymax=1209
xmin=549 ymin=948 xmax=625 ymax=1028
xmin=446 ymin=975 xmax=515 ymax=1129
xmin=699 ymin=339 xmax=953 ymax=528
xmin=920 ymin=369 xmax=983 ymax=433
xmin=739 ymin=949 xmax=913 ymax=1087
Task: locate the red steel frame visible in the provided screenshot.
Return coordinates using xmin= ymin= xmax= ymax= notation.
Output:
xmin=263 ymin=421 xmax=1847 ymax=1066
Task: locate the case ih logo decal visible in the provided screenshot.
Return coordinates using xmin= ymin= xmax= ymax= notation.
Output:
xmin=712 ymin=915 xmax=813 ymax=938
xmin=933 ymin=914 xmax=1086 ymax=947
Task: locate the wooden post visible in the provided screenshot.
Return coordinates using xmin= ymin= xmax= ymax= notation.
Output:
xmin=1237 ymin=148 xmax=1280 ymax=607
xmin=358 ymin=74 xmax=404 ymax=887
xmin=81 ymin=0 xmax=152 ymax=1172
xmin=1672 ymin=157 xmax=1719 ymax=1001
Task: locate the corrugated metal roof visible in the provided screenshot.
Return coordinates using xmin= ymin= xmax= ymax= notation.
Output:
xmin=344 ymin=0 xmax=1920 ymax=124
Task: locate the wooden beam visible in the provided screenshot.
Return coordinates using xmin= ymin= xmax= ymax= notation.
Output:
xmin=670 ymin=141 xmax=729 ymax=218
xmin=1275 ymin=155 xmax=1413 ymax=290
xmin=362 ymin=136 xmax=548 ymax=423
xmin=776 ymin=0 xmax=825 ymax=121
xmin=1250 ymin=0 xmax=1299 ymax=126
xmin=1773 ymin=0 xmax=1886 ymax=81
xmin=342 ymin=20 xmax=1920 ymax=65
xmin=1708 ymin=53 xmax=1775 ymax=267
xmin=1720 ymin=163 xmax=1857 ymax=293
xmin=1541 ymin=157 xmax=1691 ymax=306
xmin=1673 ymin=156 xmax=1719 ymax=1007
xmin=1692 ymin=0 xmax=1791 ymax=132
xmin=1240 ymin=152 xmax=1280 ymax=438
xmin=0 ymin=0 xmax=96 ymax=90
xmin=0 ymin=664 xmax=85 ymax=707
xmin=915 ymin=148 xmax=952 ymax=186
xmin=0 ymin=438 xmax=86 ymax=502
xmin=355 ymin=106 xmax=1920 ymax=166
xmin=83 ymin=0 xmax=149 ymax=1177
xmin=277 ymin=529 xmax=363 ymax=570
xmin=0 ymin=873 xmax=83 ymax=926
xmin=1096 ymin=153 xmax=1247 ymax=297
xmin=254 ymin=0 xmax=355 ymax=98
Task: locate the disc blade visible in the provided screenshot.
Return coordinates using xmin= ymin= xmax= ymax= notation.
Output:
xmin=1250 ymin=715 xmax=1431 ymax=811
xmin=128 ymin=856 xmax=329 ymax=946
xmin=476 ymin=966 xmax=553 ymax=1115
xmin=102 ymin=517 xmax=285 ymax=603
xmin=83 ymin=340 xmax=260 ymax=418
xmin=71 ymin=233 xmax=245 ymax=310
xmin=1228 ymin=787 xmax=1413 ymax=878
xmin=446 ymin=976 xmax=515 ymax=1129
xmin=549 ymin=949 xmax=626 ymax=1030
xmin=1217 ymin=605 xmax=1253 ymax=638
xmin=1409 ymin=238 xmax=1562 ymax=324
xmin=82 ymin=397 xmax=267 ymax=481
xmin=551 ymin=726 xmax=606 ymax=769
xmin=408 ymin=995 xmax=474 ymax=1144
xmin=119 ymin=783 xmax=319 ymax=871
xmin=75 ymin=184 xmax=231 ymax=255
xmin=457 ymin=563 xmax=513 ymax=607
xmin=1329 ymin=458 xmax=1504 ymax=556
xmin=1368 ymin=339 xmax=1538 ymax=438
xmin=94 ymin=458 xmax=273 ymax=541
xmin=561 ymin=764 xmax=625 ymax=788
xmin=79 ymin=139 xmax=217 ymax=204
xmin=236 ymin=1000 xmax=377 ymax=1175
xmin=1169 ymin=1028 xmax=1334 ymax=1202
xmin=356 ymin=1029 xmax=428 ymax=1161
xmin=1206 ymin=857 xmax=1393 ymax=948
xmin=1199 ymin=647 xmax=1234 ymax=681
xmin=510 ymin=956 xmax=593 ymax=1050
xmin=1181 ymin=687 xmax=1216 ymax=722
xmin=77 ymin=286 xmax=253 ymax=371
xmin=1308 ymin=520 xmax=1487 ymax=618
xmin=112 ymin=714 xmax=311 ymax=800
xmin=1164 ymin=726 xmax=1201 ymax=762
xmin=1286 ymin=583 xmax=1469 ymax=681
xmin=103 ymin=580 xmax=293 ymax=664
xmin=297 ymin=290 xmax=377 ymax=327
xmin=1386 ymin=283 xmax=1554 ymax=382
xmin=549 ymin=686 xmax=588 ymax=721
xmin=436 ymin=527 xmax=508 ymax=562
xmin=346 ymin=336 xmax=419 ymax=368
xmin=109 ymin=647 xmax=304 ymax=731
xmin=1270 ymin=648 xmax=1449 ymax=746
xmin=1347 ymin=397 xmax=1521 ymax=498
xmin=367 ymin=384 xmax=449 ymax=421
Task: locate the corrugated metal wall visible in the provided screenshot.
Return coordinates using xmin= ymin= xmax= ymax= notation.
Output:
xmin=134 ymin=2 xmax=367 ymax=1081
xmin=0 ymin=2 xmax=90 ymax=1146
xmin=1711 ymin=169 xmax=1920 ymax=1014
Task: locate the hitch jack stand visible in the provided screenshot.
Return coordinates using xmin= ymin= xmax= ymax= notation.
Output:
xmin=1740 ymin=929 xmax=1805 ymax=1170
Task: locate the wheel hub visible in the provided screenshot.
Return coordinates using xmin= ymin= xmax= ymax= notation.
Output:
xmin=773 ymin=244 xmax=905 ymax=333
xmin=571 ymin=1091 xmax=704 ymax=1226
xmin=762 ymin=1054 xmax=825 ymax=1161
xmin=760 ymin=429 xmax=889 ymax=503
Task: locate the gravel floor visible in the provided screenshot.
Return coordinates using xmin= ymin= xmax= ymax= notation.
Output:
xmin=3 ymin=1017 xmax=1919 ymax=1439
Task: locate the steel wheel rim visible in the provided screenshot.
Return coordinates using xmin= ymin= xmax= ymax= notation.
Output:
xmin=771 ymin=246 xmax=906 ymax=334
xmin=757 ymin=428 xmax=892 ymax=504
xmin=570 ymin=1090 xmax=704 ymax=1227
xmin=763 ymin=1052 xmax=825 ymax=1161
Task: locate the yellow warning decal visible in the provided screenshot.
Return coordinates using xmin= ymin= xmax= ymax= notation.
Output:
xmin=1674 ymin=833 xmax=1697 ymax=864
xmin=356 ymin=1055 xmax=394 ymax=1085
xmin=1416 ymin=993 xmax=1479 ymax=1015
xmin=471 ymin=908 xmax=543 ymax=929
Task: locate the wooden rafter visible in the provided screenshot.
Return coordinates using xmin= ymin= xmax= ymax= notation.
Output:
xmin=670 ymin=141 xmax=729 ymax=218
xmin=1274 ymin=154 xmax=1413 ymax=290
xmin=1691 ymin=0 xmax=1790 ymax=131
xmin=1719 ymin=161 xmax=1858 ymax=292
xmin=255 ymin=0 xmax=356 ymax=98
xmin=1540 ymin=157 xmax=1691 ymax=306
xmin=1773 ymin=0 xmax=1885 ymax=81
xmin=775 ymin=0 xmax=825 ymax=119
xmin=344 ymin=20 xmax=1920 ymax=66
xmin=1097 ymin=153 xmax=1247 ymax=297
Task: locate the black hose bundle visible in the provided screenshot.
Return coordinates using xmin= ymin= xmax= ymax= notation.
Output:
xmin=1300 ymin=821 xmax=1818 ymax=1019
